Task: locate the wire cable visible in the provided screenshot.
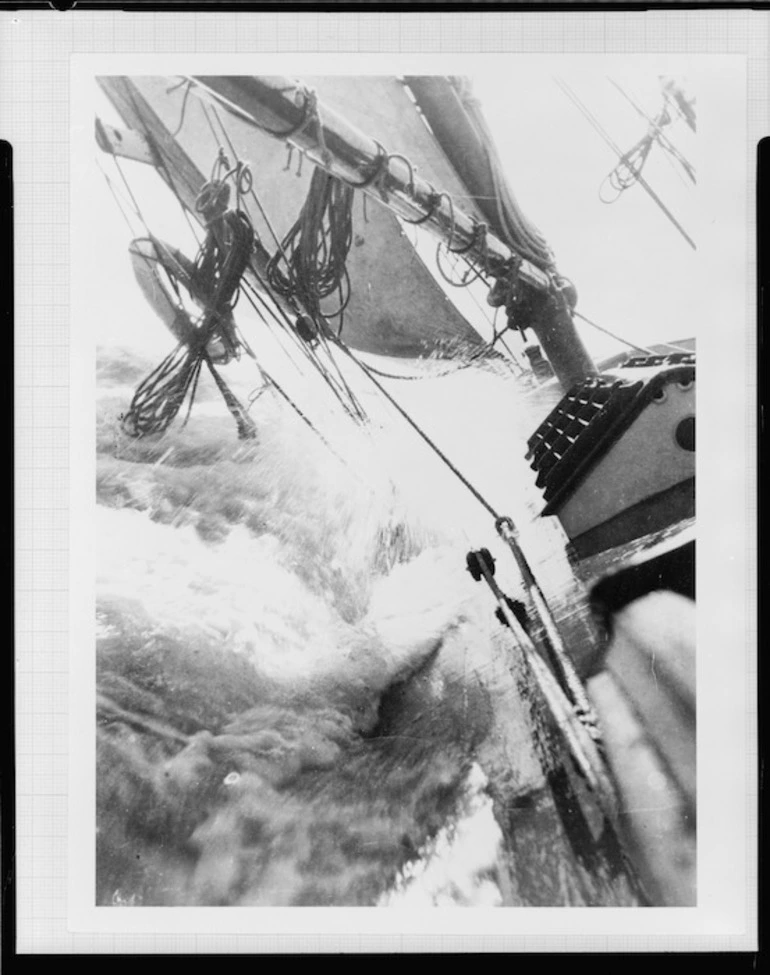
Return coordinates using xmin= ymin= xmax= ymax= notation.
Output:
xmin=555 ymin=77 xmax=696 ymax=251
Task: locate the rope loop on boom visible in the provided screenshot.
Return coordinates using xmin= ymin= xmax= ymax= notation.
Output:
xmin=435 ymin=215 xmax=491 ymax=290
xmin=448 ymin=217 xmax=486 ymax=256
xmin=401 ymin=183 xmax=442 ymax=226
xmin=346 ymin=139 xmax=390 ymax=194
xmin=384 ymin=151 xmax=417 ymax=198
xmin=243 ymin=82 xmax=322 ymax=142
xmin=344 ymin=143 xmax=419 ymax=201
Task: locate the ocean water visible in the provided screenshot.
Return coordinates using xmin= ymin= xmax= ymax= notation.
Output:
xmin=95 ymin=341 xmax=641 ymax=907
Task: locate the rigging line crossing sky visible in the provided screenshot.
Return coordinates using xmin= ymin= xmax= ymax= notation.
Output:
xmin=554 ymin=77 xmax=696 ymax=251
xmin=607 ymin=78 xmax=696 ymax=185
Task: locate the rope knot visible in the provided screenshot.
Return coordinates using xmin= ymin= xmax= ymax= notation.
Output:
xmin=447 ymin=214 xmax=484 ymax=255
xmin=349 ymin=140 xmax=390 ymax=196
xmin=403 ymin=184 xmax=441 ymax=226
xmin=299 ymin=87 xmax=332 ymax=168
xmin=195 ymin=179 xmax=231 ymax=224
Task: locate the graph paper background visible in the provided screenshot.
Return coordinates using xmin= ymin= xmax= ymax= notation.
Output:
xmin=6 ymin=7 xmax=763 ymax=954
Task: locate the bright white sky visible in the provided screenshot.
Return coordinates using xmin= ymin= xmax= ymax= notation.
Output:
xmin=89 ymin=71 xmax=698 ymax=364
xmin=475 ymin=71 xmax=698 ymax=360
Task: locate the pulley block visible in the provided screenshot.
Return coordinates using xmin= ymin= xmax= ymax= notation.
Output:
xmin=466 ymin=548 xmax=495 ymax=582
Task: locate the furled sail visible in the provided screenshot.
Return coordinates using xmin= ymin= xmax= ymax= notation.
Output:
xmin=403 ymin=76 xmax=556 ymax=271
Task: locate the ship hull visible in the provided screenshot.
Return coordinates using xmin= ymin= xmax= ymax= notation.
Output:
xmin=528 ymin=354 xmax=695 ymax=559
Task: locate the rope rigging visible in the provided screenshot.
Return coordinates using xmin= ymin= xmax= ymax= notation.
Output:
xmin=100 ymin=147 xmax=369 ymax=481
xmin=599 ymin=84 xmax=695 ymax=204
xmin=323 ymin=335 xmax=617 ymax=819
xmin=608 ymin=78 xmax=696 ymax=188
xmin=177 ymin=75 xmax=580 ymax=395
xmin=435 ymin=219 xmax=491 ymax=290
xmin=103 ymin=82 xmax=656 ymax=429
xmin=98 ymin=85 xmax=272 ymax=442
xmin=266 ymin=167 xmax=355 ymax=334
xmin=102 ymin=87 xmax=367 ymax=435
xmin=119 ymin=155 xmax=258 ymax=439
xmin=187 ymin=75 xmax=562 ymax=320
xmin=446 ymin=76 xmax=557 ymax=271
xmin=200 ymin=98 xmax=369 ymax=423
xmin=554 ymin=77 xmax=696 ymax=251
xmin=95 ymin=82 xmax=638 ymax=844
xmin=102 ymin=86 xmax=612 ymax=653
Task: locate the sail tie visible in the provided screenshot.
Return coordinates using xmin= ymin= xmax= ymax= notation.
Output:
xmin=400 ymin=183 xmax=442 ymax=226
xmin=448 ymin=218 xmax=486 ymax=256
xmin=385 ymin=151 xmax=417 ymax=198
xmin=346 ymin=139 xmax=390 ymax=194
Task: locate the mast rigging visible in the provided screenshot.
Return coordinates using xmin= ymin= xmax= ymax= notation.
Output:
xmin=555 ymin=77 xmax=696 ymax=251
xmin=187 ymin=74 xmax=597 ymax=389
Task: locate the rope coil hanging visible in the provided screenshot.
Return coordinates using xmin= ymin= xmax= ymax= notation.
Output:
xmin=98 ymin=83 xmax=627 ymax=842
xmin=196 ymin=95 xmax=369 ymax=423
xmin=122 ymin=164 xmax=258 ymax=440
xmin=266 ymin=166 xmax=355 ymax=335
xmin=99 ymin=86 xmax=372 ymax=443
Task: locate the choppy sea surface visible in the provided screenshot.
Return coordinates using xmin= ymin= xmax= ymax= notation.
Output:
xmin=96 ymin=339 xmax=643 ymax=908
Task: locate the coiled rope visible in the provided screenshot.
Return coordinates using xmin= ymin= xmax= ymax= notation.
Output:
xmin=122 ymin=171 xmax=257 ymax=440
xmin=196 ymin=100 xmax=368 ymax=423
xmin=266 ymin=167 xmax=354 ymax=335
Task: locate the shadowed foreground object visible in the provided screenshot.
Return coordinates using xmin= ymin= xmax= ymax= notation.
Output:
xmin=587 ymin=533 xmax=696 ymax=906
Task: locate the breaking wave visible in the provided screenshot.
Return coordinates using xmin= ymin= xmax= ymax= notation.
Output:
xmin=96 ymin=345 xmax=639 ymax=907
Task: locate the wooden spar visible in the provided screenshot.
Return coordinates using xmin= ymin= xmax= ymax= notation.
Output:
xmin=192 ymin=76 xmax=550 ymax=289
xmin=96 ymin=76 xmax=284 ymax=309
xmin=402 ymin=76 xmax=554 ymax=268
xmin=402 ymin=76 xmax=598 ymax=386
xmin=191 ymin=76 xmax=598 ymax=389
xmin=98 ymin=74 xmax=597 ymax=386
xmin=96 ymin=75 xmax=496 ymax=359
xmin=97 ymin=77 xmax=207 ymax=218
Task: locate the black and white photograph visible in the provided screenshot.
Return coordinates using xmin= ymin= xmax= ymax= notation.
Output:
xmin=87 ymin=68 xmax=699 ymax=909
xmin=5 ymin=6 xmax=759 ymax=955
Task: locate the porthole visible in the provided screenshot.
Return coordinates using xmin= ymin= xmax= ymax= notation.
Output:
xmin=675 ymin=415 xmax=695 ymax=452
